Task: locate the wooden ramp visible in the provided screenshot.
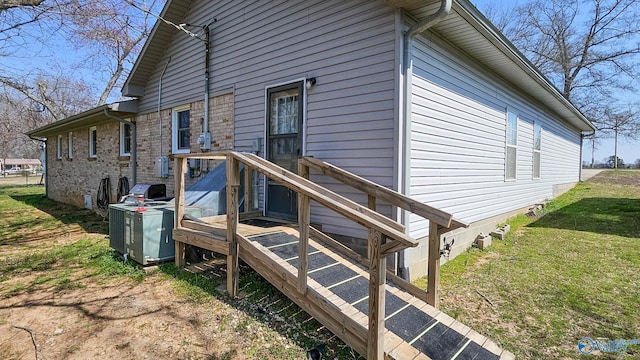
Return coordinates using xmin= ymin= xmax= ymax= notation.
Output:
xmin=172 ymin=152 xmax=514 ymax=360
xmin=178 ymin=217 xmax=511 ymax=359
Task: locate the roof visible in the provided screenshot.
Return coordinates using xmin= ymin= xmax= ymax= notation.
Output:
xmin=27 ymin=100 xmax=139 ymax=138
xmin=1 ymin=159 xmax=41 ymax=166
xmin=122 ymin=0 xmax=193 ymax=97
xmin=386 ymin=0 xmax=595 ymax=132
xmin=124 ymin=0 xmax=595 ymax=132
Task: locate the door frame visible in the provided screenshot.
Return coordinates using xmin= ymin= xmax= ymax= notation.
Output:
xmin=262 ymin=78 xmax=308 ymax=219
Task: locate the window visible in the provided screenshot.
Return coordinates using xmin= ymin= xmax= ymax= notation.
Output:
xmin=89 ymin=126 xmax=97 ymax=158
xmin=120 ymin=122 xmax=131 ymax=156
xmin=505 ymin=109 xmax=518 ymax=180
xmin=68 ymin=132 xmax=73 ymax=159
xmin=172 ymin=106 xmax=190 ymax=154
xmin=533 ymin=123 xmax=542 ymax=179
xmin=56 ymin=135 xmax=63 ymax=159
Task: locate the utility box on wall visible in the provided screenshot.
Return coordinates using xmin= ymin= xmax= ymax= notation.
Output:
xmin=84 ymin=194 xmax=92 ymax=209
xmin=156 ymin=156 xmax=169 ymax=178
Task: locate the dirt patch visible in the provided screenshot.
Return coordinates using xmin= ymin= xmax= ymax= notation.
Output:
xmin=0 ymin=267 xmax=323 ymax=360
xmin=468 ymin=251 xmax=501 ymax=271
xmin=0 ymin=187 xmax=355 ymax=360
xmin=588 ymin=170 xmax=640 ymax=186
xmin=0 ymin=277 xmax=257 ymax=360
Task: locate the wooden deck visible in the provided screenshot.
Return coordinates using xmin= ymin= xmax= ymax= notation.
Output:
xmin=172 ymin=151 xmax=514 ymax=359
xmin=175 ymin=217 xmax=513 ymax=359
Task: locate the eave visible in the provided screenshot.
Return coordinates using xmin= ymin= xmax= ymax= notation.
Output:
xmin=387 ymin=0 xmax=596 ymax=132
xmin=121 ymin=0 xmax=194 ymax=97
xmin=27 ymin=100 xmax=139 ymax=139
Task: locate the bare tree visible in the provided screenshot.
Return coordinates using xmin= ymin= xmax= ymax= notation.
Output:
xmin=478 ymin=0 xmax=640 ymax=168
xmin=2 ymin=71 xmax=95 ymax=121
xmin=1 ymin=74 xmax=94 ymax=156
xmin=66 ymin=0 xmax=156 ymax=105
xmin=0 ymin=1 xmax=72 ymax=53
xmin=493 ymin=0 xmax=640 ymax=103
xmin=1 ymin=0 xmax=157 ymax=107
xmin=594 ymin=106 xmax=639 ymax=168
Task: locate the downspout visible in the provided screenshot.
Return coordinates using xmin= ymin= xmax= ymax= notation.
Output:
xmin=104 ymin=109 xmax=137 ymax=185
xmin=203 ymin=25 xmax=210 ymax=137
xmin=185 ymin=21 xmax=215 ymax=151
xmin=158 ymin=58 xmax=171 ymax=156
xmin=398 ymin=0 xmax=452 ymax=280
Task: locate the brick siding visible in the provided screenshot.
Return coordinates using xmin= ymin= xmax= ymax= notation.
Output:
xmin=45 ymin=92 xmax=234 ymax=211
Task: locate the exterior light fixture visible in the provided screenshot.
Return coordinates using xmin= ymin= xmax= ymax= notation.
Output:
xmin=306 ymin=77 xmax=317 ymax=89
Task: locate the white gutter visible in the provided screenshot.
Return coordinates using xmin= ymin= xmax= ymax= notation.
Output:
xmin=398 ymin=0 xmax=452 ymax=280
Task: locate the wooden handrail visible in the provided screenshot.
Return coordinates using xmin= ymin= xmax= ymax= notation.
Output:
xmin=299 ymin=156 xmax=469 ymax=230
xmin=231 ymin=152 xmax=417 ymax=250
xmin=172 ymin=151 xmax=471 ymax=359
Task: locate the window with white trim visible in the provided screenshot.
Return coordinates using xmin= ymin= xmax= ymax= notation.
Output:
xmin=68 ymin=132 xmax=73 ymax=159
xmin=533 ymin=123 xmax=541 ymax=179
xmin=172 ymin=106 xmax=190 ymax=154
xmin=56 ymin=135 xmax=63 ymax=159
xmin=505 ymin=109 xmax=518 ymax=180
xmin=120 ymin=122 xmax=131 ymax=156
xmin=89 ymin=126 xmax=97 ymax=158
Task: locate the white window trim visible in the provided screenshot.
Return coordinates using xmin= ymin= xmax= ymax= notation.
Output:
xmin=505 ymin=109 xmax=518 ymax=181
xmin=533 ymin=123 xmax=542 ymax=179
xmin=89 ymin=126 xmax=97 ymax=158
xmin=172 ymin=105 xmax=191 ymax=154
xmin=56 ymin=135 xmax=63 ymax=159
xmin=120 ymin=122 xmax=131 ymax=156
xmin=68 ymin=132 xmax=73 ymax=159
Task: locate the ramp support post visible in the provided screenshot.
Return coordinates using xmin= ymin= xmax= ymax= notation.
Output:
xmin=297 ymin=160 xmax=311 ymax=294
xmin=226 ymin=155 xmax=240 ymax=297
xmin=368 ymin=229 xmax=386 ymax=360
xmin=367 ymin=194 xmax=376 ymax=260
xmin=174 ymin=156 xmax=188 ymax=267
xmin=427 ymin=222 xmax=442 ymax=308
xmin=244 ymin=166 xmax=253 ymax=212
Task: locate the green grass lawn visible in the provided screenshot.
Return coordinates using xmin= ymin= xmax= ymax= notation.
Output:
xmin=4 ymin=171 xmax=639 ymax=359
xmin=430 ymin=170 xmax=640 ymax=359
xmin=0 ymin=184 xmax=362 ymax=359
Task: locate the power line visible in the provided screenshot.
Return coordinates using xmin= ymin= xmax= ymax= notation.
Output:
xmin=123 ymin=0 xmax=205 ymax=41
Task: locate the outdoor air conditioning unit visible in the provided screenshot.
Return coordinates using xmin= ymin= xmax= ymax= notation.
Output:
xmin=108 ymin=202 xmax=202 ymax=265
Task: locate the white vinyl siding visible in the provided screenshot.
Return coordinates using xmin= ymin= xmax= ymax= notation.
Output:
xmin=137 ymin=0 xmax=397 ymax=238
xmin=68 ymin=132 xmax=73 ymax=159
xmin=89 ymin=126 xmax=97 ymax=158
xmin=408 ymin=31 xmax=581 ymax=239
xmin=56 ymin=135 xmax=63 ymax=159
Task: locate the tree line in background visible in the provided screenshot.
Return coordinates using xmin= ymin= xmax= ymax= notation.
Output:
xmin=482 ymin=0 xmax=640 ymax=169
xmin=583 ymin=156 xmax=640 ymax=169
xmin=0 ymin=0 xmax=158 ymax=159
